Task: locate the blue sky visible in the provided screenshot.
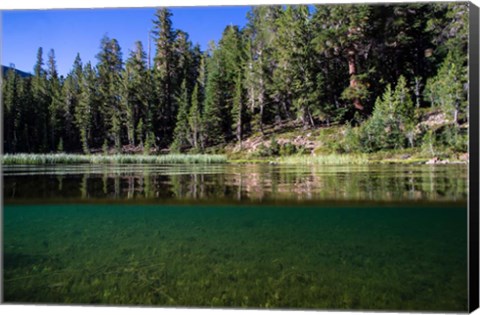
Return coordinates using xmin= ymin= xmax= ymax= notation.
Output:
xmin=1 ymin=6 xmax=251 ymax=76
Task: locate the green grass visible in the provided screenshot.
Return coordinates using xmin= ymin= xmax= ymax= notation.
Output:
xmin=2 ymin=149 xmax=466 ymax=166
xmin=1 ymin=153 xmax=228 ymax=165
xmin=277 ymin=154 xmax=369 ymax=165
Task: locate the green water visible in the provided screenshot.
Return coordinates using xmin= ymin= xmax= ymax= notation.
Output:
xmin=2 ymin=164 xmax=468 ymax=310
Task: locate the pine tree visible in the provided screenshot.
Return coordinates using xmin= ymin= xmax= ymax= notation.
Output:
xmin=153 ymin=8 xmax=177 ymax=147
xmin=244 ymin=6 xmax=283 ymax=133
xmin=46 ymin=49 xmax=64 ymax=151
xmin=31 ymin=47 xmax=50 ymax=152
xmin=171 ymin=79 xmax=191 ymax=152
xmin=75 ymin=62 xmax=95 ymax=154
xmin=174 ymin=30 xmax=194 ymax=92
xmin=275 ymin=5 xmax=318 ymax=128
xmin=393 ymin=76 xmax=416 ymax=147
xmin=231 ymin=71 xmax=246 ymax=146
xmin=96 ymin=35 xmax=124 ymax=152
xmin=63 ymin=54 xmax=84 ymax=151
xmin=425 ymin=51 xmax=466 ymax=126
xmin=62 ymin=75 xmax=79 ymax=151
xmin=2 ymin=68 xmax=20 ymax=152
xmin=312 ymin=4 xmax=373 ymax=111
xmin=17 ymin=76 xmax=35 ymax=152
xmin=360 ymin=75 xmax=415 ymax=151
xmin=216 ymin=25 xmax=246 ymax=140
xmin=120 ymin=66 xmax=133 ymax=146
xmin=188 ymin=83 xmax=202 ymax=151
xmin=123 ymin=41 xmax=150 ymax=147
xmin=194 ymin=53 xmax=208 ymax=150
xmin=197 ymin=52 xmax=208 ymax=93
xmin=123 ymin=41 xmax=156 ymax=147
xmin=136 ymin=118 xmax=144 ymax=145
xmin=203 ymin=44 xmax=225 ymax=146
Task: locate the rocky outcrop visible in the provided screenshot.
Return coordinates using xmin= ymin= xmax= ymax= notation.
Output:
xmin=425 ymin=157 xmax=467 ymax=165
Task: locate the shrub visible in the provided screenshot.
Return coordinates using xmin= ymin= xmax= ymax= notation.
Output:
xmin=353 ymin=76 xmax=416 ymax=153
xmin=421 ymin=129 xmax=436 ymax=157
xmin=280 ymin=143 xmax=297 ymax=156
xmin=57 ymin=138 xmax=64 ymax=153
xmin=441 ymin=126 xmax=467 ymax=152
xmin=144 ymin=132 xmax=155 ymax=155
xmin=254 ymin=143 xmax=270 ymax=157
xmin=254 ymin=137 xmax=282 ymax=157
xmin=269 ymin=137 xmax=280 ymax=156
xmin=342 ymin=124 xmax=360 ymax=153
xmin=102 ymin=140 xmax=109 ymax=154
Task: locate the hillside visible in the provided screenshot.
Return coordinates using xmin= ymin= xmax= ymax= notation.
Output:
xmin=225 ymin=109 xmax=469 ymax=165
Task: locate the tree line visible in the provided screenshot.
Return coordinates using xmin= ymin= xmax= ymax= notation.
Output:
xmin=2 ymin=3 xmax=468 ymax=155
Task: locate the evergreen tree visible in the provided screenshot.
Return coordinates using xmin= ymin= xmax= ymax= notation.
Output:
xmin=231 ymin=71 xmax=246 ymax=146
xmin=203 ymin=44 xmax=225 ymax=146
xmin=120 ymin=66 xmax=134 ymax=146
xmin=171 ymin=79 xmax=191 ymax=152
xmin=174 ymin=30 xmax=195 ymax=92
xmin=62 ymin=75 xmax=79 ymax=151
xmin=197 ymin=52 xmax=208 ymax=94
xmin=96 ymin=35 xmax=124 ymax=152
xmin=31 ymin=47 xmax=50 ymax=152
xmin=244 ymin=5 xmax=283 ymax=133
xmin=153 ymin=8 xmax=177 ymax=147
xmin=207 ymin=25 xmax=246 ymax=141
xmin=2 ymin=68 xmax=20 ymax=152
xmin=18 ymin=77 xmax=35 ymax=152
xmin=61 ymin=54 xmax=84 ymax=152
xmin=425 ymin=51 xmax=466 ymax=126
xmin=312 ymin=4 xmax=373 ymax=112
xmin=359 ymin=75 xmax=416 ymax=151
xmin=46 ymin=49 xmax=64 ymax=151
xmin=75 ymin=62 xmax=96 ymax=154
xmin=123 ymin=41 xmax=150 ymax=146
xmin=275 ymin=5 xmax=318 ymax=128
xmin=188 ymin=83 xmax=202 ymax=151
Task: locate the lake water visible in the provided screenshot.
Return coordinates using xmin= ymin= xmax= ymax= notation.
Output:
xmin=3 ymin=164 xmax=468 ymax=310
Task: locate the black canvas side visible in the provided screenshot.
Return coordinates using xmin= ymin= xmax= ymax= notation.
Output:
xmin=469 ymin=1 xmax=480 ymax=313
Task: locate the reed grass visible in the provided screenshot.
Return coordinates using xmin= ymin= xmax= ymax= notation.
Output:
xmin=277 ymin=154 xmax=369 ymax=165
xmin=1 ymin=153 xmax=227 ymax=165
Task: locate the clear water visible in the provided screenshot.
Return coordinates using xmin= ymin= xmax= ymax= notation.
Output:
xmin=2 ymin=164 xmax=468 ymax=310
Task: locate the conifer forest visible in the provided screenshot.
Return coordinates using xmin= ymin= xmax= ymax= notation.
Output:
xmin=2 ymin=3 xmax=469 ymax=159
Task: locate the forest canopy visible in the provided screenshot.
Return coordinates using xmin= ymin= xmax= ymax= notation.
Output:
xmin=2 ymin=3 xmax=469 ymax=156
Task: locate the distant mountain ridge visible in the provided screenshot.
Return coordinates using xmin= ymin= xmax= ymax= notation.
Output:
xmin=1 ymin=65 xmax=32 ymax=78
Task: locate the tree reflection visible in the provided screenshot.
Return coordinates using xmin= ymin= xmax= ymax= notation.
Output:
xmin=3 ymin=164 xmax=468 ymax=203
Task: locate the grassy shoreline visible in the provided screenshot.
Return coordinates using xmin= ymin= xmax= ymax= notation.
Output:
xmin=1 ymin=153 xmax=228 ymax=165
xmin=1 ymin=152 xmax=467 ymax=166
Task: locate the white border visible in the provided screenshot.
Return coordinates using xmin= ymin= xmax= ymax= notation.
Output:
xmin=0 ymin=0 xmax=469 ymax=10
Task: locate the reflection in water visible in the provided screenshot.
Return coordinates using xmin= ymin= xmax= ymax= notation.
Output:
xmin=3 ymin=164 xmax=467 ymax=203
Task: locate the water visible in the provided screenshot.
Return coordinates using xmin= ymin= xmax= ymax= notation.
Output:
xmin=3 ymin=164 xmax=468 ymax=203
xmin=3 ymin=164 xmax=468 ymax=310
